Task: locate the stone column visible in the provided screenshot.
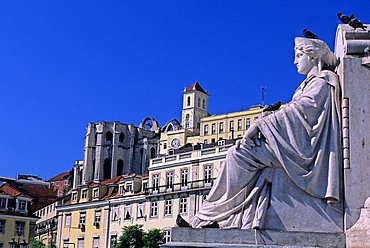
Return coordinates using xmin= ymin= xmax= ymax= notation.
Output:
xmin=82 ymin=123 xmax=95 ymax=184
xmin=335 ymin=24 xmax=370 ymax=247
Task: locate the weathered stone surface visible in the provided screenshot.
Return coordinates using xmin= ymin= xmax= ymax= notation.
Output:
xmin=335 ymin=24 xmax=370 ymax=248
xmin=162 ymin=228 xmax=345 ymax=248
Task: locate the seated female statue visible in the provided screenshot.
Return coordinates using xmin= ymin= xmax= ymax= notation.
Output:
xmin=190 ymin=37 xmax=341 ymax=229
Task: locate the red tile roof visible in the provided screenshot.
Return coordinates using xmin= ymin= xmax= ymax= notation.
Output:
xmin=47 ymin=172 xmax=69 ymax=182
xmin=0 ymin=184 xmax=30 ymax=198
xmin=185 ymin=82 xmax=207 ymax=94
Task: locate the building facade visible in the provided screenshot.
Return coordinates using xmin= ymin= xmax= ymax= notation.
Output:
xmin=0 ymin=184 xmax=38 ymax=248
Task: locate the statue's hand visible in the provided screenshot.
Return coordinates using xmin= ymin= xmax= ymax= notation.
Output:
xmin=236 ymin=124 xmax=260 ymax=150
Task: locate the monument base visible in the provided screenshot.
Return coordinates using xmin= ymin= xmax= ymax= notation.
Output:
xmin=162 ymin=228 xmax=345 ymax=248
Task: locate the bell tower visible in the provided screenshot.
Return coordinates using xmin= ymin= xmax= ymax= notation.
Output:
xmin=182 ymin=82 xmax=209 ymax=135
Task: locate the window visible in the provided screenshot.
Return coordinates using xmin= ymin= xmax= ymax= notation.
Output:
xmin=219 ymin=122 xmax=224 ymax=134
xmin=92 ymin=237 xmax=100 ymax=248
xmin=72 ymin=192 xmax=77 ymax=201
xmin=15 ymin=221 xmax=25 ymax=236
xmin=204 ymin=139 xmax=207 ymax=144
xmin=198 ymin=97 xmax=201 ymax=107
xmin=94 ymin=211 xmax=101 ymax=224
xmin=56 ymin=181 xmax=59 ymax=186
xmin=246 ymin=118 xmax=251 ymax=129
xmin=119 ymin=132 xmax=125 ymax=143
xmin=143 ymin=182 xmax=148 ymax=191
xmin=126 ymin=184 xmax=133 ymax=193
xmin=93 ymin=188 xmax=99 ymax=198
xmin=153 ymin=174 xmax=159 ymax=192
xmin=79 ymin=212 xmax=86 ymax=225
xmin=81 ymin=189 xmax=87 ymax=199
xmin=229 ymin=120 xmax=234 ymax=132
xmin=204 ymin=125 xmax=208 ymax=135
xmin=164 ymin=199 xmax=172 ymax=216
xmin=106 ymin=131 xmax=113 ymax=142
xmin=181 ymin=169 xmax=188 ymax=189
xmin=150 ymin=202 xmax=158 ymax=217
xmin=110 ymin=235 xmax=117 ymax=247
xmin=63 ymin=239 xmax=69 ymax=248
xmin=119 ymin=184 xmax=124 ymax=195
xmin=204 ymin=165 xmax=212 ymax=186
xmin=164 ymin=230 xmax=171 ymax=243
xmin=0 ymin=198 xmax=6 ymax=209
xmin=64 ymin=214 xmax=71 ymax=227
xmin=180 ymin=198 xmax=187 ymax=214
xmin=166 ymin=172 xmax=174 ymax=191
xmin=111 ymin=207 xmax=119 ymax=221
xmin=77 ymin=238 xmax=84 ymax=248
xmin=137 ymin=204 xmax=145 ymax=218
xmin=18 ymin=200 xmax=27 ymax=211
xmin=211 ymin=123 xmax=216 ymax=134
xmin=0 ymin=219 xmax=5 ymax=233
xmin=163 ymin=143 xmax=167 ymax=149
xmin=237 ymin=119 xmax=242 ymax=131
xmin=202 ymin=99 xmax=206 ymax=109
xmin=254 ymin=116 xmax=259 ymax=121
xmin=124 ymin=205 xmax=132 ymax=220
xmin=187 ymin=96 xmax=191 ymax=106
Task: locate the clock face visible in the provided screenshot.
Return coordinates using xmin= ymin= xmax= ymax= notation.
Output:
xmin=171 ymin=138 xmax=180 ymax=149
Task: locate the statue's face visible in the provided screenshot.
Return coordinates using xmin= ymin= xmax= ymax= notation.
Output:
xmin=294 ymin=50 xmax=315 ymax=75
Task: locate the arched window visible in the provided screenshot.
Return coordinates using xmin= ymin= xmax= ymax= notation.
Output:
xmin=202 ymin=99 xmax=206 ymax=109
xmin=119 ymin=132 xmax=125 ymax=143
xmin=150 ymin=148 xmax=156 ymax=158
xmin=187 ymin=96 xmax=191 ymax=106
xmin=166 ymin=123 xmax=174 ymax=132
xmin=198 ymin=97 xmax=201 ymax=107
xmin=103 ymin=158 xmax=111 ymax=180
xmin=106 ymin=131 xmax=113 ymax=142
xmin=117 ymin=160 xmax=124 ymax=176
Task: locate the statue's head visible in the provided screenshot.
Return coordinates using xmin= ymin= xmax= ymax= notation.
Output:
xmin=294 ymin=37 xmax=337 ymax=75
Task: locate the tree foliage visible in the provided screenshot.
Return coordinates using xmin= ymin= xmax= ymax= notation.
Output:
xmin=114 ymin=224 xmax=164 ymax=248
xmin=31 ymin=239 xmax=45 ymax=248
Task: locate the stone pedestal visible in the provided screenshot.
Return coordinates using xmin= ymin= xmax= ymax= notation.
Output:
xmin=162 ymin=228 xmax=345 ymax=248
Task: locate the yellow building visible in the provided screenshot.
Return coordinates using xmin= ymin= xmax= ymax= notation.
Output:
xmin=57 ymin=174 xmax=148 ymax=248
xmin=0 ymin=184 xmax=38 ymax=248
xmin=200 ymin=105 xmax=263 ymax=144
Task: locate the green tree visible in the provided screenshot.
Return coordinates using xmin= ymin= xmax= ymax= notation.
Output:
xmin=114 ymin=225 xmax=165 ymax=248
xmin=31 ymin=239 xmax=46 ymax=248
xmin=143 ymin=228 xmax=164 ymax=248
xmin=114 ymin=224 xmax=144 ymax=248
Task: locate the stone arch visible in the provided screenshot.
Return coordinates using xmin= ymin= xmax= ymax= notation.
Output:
xmin=139 ymin=117 xmax=159 ymax=131
xmin=161 ymin=118 xmax=181 ymax=132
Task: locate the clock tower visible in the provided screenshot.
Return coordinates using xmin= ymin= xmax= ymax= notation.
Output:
xmin=182 ymin=82 xmax=209 ymax=135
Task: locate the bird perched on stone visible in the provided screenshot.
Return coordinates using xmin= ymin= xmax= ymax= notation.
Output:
xmin=176 ymin=214 xmax=190 ymax=227
xmin=337 ymin=12 xmax=355 ymax=24
xmin=303 ymin=29 xmax=319 ymax=39
xmin=364 ymin=46 xmax=370 ymax=55
xmin=263 ymin=101 xmax=282 ymax=112
xmin=349 ymin=18 xmax=367 ymax=31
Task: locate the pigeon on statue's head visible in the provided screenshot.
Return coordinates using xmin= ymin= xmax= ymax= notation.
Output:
xmin=303 ymin=29 xmax=319 ymax=39
xmin=337 ymin=12 xmax=355 ymax=24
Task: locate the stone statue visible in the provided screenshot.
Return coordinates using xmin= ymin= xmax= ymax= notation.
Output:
xmin=190 ymin=37 xmax=342 ymax=229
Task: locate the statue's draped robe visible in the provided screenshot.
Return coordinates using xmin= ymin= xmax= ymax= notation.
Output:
xmin=191 ymin=71 xmax=341 ymax=229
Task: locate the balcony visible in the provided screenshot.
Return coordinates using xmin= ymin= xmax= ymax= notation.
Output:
xmin=145 ymin=178 xmax=215 ymax=196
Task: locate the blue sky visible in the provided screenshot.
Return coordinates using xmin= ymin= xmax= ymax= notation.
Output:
xmin=0 ymin=1 xmax=369 ymax=180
